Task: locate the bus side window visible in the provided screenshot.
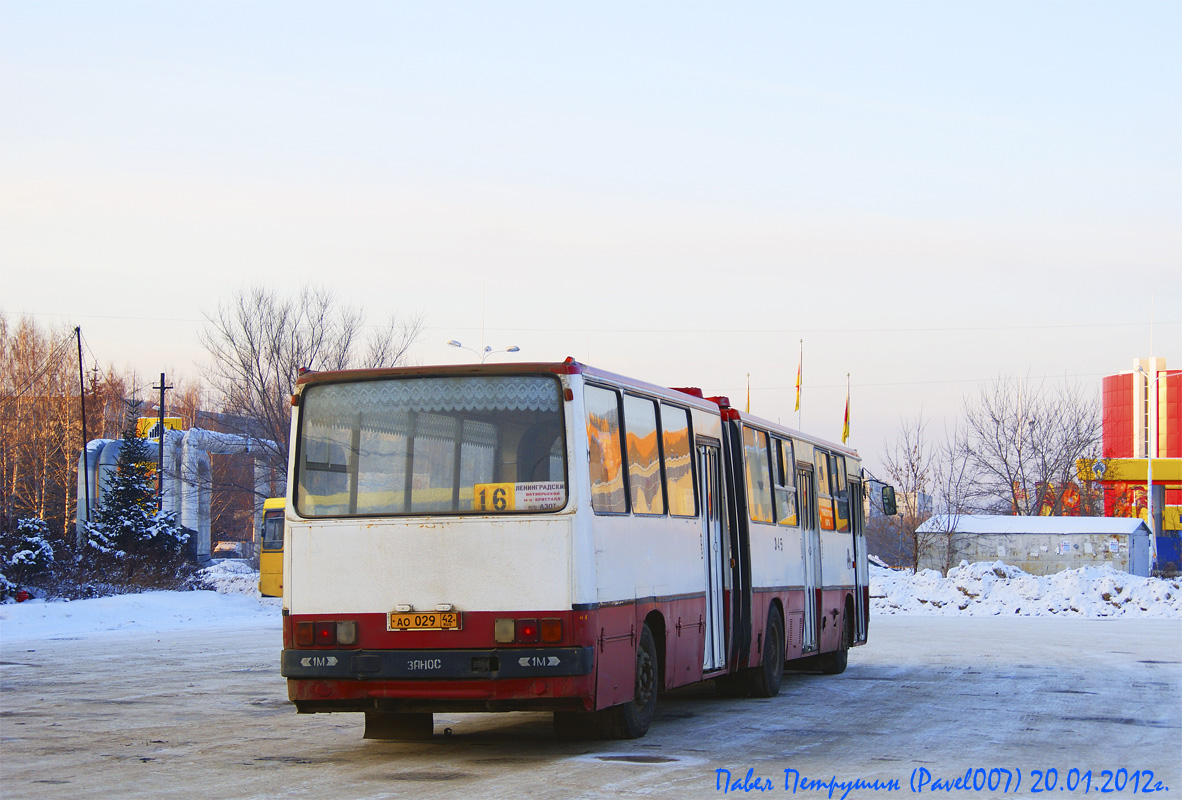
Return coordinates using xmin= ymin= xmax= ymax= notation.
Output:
xmin=814 ymin=450 xmax=835 ymax=530
xmin=797 ymin=468 xmax=814 ymax=530
xmin=585 ymin=385 xmax=628 ymax=514
xmin=660 ymin=404 xmax=696 ymax=517
xmin=743 ymin=426 xmax=773 ymax=524
xmin=830 ymin=454 xmax=849 ymax=533
xmin=623 ymin=394 xmax=665 ymax=515
xmin=773 ymin=438 xmax=798 ymax=526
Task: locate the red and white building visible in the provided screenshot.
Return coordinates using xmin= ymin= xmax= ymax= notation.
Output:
xmin=1096 ymin=357 xmax=1182 ymax=564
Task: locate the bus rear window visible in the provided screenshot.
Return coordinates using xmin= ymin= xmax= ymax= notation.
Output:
xmin=295 ymin=375 xmax=567 ymax=517
xmin=261 ymin=510 xmax=284 ymax=550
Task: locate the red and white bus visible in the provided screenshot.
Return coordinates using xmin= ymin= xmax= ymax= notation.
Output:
xmin=280 ymin=359 xmax=892 ymax=740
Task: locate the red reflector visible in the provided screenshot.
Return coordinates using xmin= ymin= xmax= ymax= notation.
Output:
xmin=294 ymin=621 xmax=314 ymax=647
xmin=516 ymin=619 xmax=539 ymax=643
xmin=314 ymin=621 xmax=336 ymax=646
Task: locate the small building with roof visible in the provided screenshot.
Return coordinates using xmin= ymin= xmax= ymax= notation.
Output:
xmin=915 ymin=515 xmax=1152 ymax=577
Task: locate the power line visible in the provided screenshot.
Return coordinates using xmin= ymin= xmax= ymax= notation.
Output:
xmin=80 ymin=332 xmax=104 ymax=375
xmin=426 ymin=320 xmax=1181 ymax=335
xmin=14 ymin=309 xmax=1180 ymax=335
xmin=757 ymin=372 xmax=1109 ymax=392
xmin=12 ymin=310 xmax=204 ymax=324
xmin=0 ymin=331 xmax=79 ymax=403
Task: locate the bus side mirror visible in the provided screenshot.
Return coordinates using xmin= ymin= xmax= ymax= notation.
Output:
xmin=881 ymin=486 xmax=897 ymax=517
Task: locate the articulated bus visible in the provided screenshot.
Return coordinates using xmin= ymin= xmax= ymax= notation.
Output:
xmin=280 ymin=359 xmax=893 ymax=740
xmin=258 ymin=498 xmax=285 ymax=598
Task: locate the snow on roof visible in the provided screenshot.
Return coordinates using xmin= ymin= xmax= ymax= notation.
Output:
xmin=916 ymin=514 xmax=1151 ymax=536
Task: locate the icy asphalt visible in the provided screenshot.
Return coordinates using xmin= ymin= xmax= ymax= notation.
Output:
xmin=1 ymin=610 xmax=1178 ymax=800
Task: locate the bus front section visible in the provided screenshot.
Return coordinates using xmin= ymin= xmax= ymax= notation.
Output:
xmin=281 ymin=369 xmax=591 ymax=740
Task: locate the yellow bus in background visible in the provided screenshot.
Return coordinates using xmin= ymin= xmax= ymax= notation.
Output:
xmin=258 ymin=497 xmax=285 ymax=597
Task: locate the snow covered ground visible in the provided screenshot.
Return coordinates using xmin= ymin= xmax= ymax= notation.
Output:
xmin=3 ymin=609 xmax=1177 ymax=800
xmin=2 ymin=559 xmax=1179 ymax=647
xmin=0 ymin=560 xmax=279 ymax=643
xmin=872 ymin=561 xmax=1182 ymax=617
xmin=2 ymin=559 xmax=1178 ymax=800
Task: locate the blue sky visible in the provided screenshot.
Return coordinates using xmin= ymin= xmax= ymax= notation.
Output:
xmin=2 ymin=1 xmax=1179 ymax=470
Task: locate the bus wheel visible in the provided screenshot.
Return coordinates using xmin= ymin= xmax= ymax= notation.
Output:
xmin=749 ymin=608 xmax=784 ymax=698
xmin=819 ymin=615 xmax=850 ymax=676
xmin=713 ymin=672 xmax=749 ymax=698
xmin=363 ymin=710 xmax=433 ymax=740
xmin=553 ymin=710 xmax=600 ymax=740
xmin=602 ymin=624 xmax=658 ymax=739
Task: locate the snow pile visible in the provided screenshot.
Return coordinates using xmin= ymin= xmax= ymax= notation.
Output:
xmin=1 ymin=561 xmax=278 ymax=644
xmin=197 ymin=559 xmax=263 ymax=596
xmin=872 ymin=560 xmax=1182 ymax=617
xmin=0 ymin=590 xmax=280 ymax=643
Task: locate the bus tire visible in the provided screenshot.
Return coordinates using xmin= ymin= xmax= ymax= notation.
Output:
xmin=713 ymin=672 xmax=749 ymax=698
xmin=553 ymin=710 xmax=600 ymax=740
xmin=818 ymin=614 xmax=850 ymax=675
xmin=363 ymin=710 xmax=433 ymax=740
xmin=602 ymin=624 xmax=658 ymax=739
xmin=749 ymin=608 xmax=784 ymax=698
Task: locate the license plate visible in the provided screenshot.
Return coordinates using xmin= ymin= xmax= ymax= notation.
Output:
xmin=388 ymin=611 xmax=461 ymax=631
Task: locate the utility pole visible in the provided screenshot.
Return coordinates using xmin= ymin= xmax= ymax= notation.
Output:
xmin=75 ymin=328 xmax=91 ymax=537
xmin=152 ymin=373 xmax=173 ymax=510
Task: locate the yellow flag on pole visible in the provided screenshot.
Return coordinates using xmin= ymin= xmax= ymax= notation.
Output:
xmin=794 ymin=342 xmax=802 ymax=412
xmin=841 ymin=374 xmax=850 ymax=444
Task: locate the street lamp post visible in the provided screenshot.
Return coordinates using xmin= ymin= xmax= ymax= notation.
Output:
xmin=1136 ymin=365 xmax=1161 ymax=567
xmin=448 ymin=340 xmax=520 ymax=363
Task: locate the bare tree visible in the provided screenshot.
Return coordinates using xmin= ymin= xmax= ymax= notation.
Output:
xmin=877 ymin=412 xmax=936 ymax=571
xmin=959 ymin=376 xmax=1101 ymax=516
xmin=0 ymin=314 xmax=84 ymax=540
xmin=920 ymin=426 xmax=974 ymax=574
xmin=199 ymin=286 xmax=423 ymax=488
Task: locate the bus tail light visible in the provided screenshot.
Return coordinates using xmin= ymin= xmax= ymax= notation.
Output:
xmin=314 ymin=621 xmax=336 ymax=646
xmin=336 ymin=621 xmax=357 ymax=646
xmin=516 ymin=619 xmax=539 ymax=643
xmin=540 ymin=618 xmax=562 ymax=643
xmin=295 ymin=621 xmax=314 ymax=647
xmin=294 ymin=619 xmax=357 ymax=647
xmin=495 ymin=616 xmax=562 ymax=644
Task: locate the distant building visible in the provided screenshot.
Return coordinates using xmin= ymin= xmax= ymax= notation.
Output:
xmin=916 ymin=515 xmax=1152 ymax=577
xmin=1087 ymin=356 xmax=1182 ymax=566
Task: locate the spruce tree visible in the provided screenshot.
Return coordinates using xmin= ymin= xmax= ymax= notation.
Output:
xmin=86 ymin=401 xmax=188 ymax=587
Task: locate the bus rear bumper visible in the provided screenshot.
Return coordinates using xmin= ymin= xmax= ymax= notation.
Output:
xmin=282 ymin=646 xmax=594 ymax=681
xmin=283 ymin=647 xmax=597 ymax=714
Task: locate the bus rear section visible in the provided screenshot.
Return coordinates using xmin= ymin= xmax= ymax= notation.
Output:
xmin=281 ymin=367 xmax=603 ymax=739
xmin=257 ymin=498 xmax=285 ymax=598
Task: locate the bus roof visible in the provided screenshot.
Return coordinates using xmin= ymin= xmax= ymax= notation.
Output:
xmin=728 ymin=408 xmax=859 ymax=460
xmin=292 ymin=359 xmax=857 ymax=458
xmin=294 ymin=358 xmax=723 ymax=413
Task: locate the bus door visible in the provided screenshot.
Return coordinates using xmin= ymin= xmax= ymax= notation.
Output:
xmin=798 ymin=467 xmax=820 ymax=652
xmin=851 ymin=480 xmax=867 ymax=642
xmin=698 ymin=442 xmax=727 ymax=671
